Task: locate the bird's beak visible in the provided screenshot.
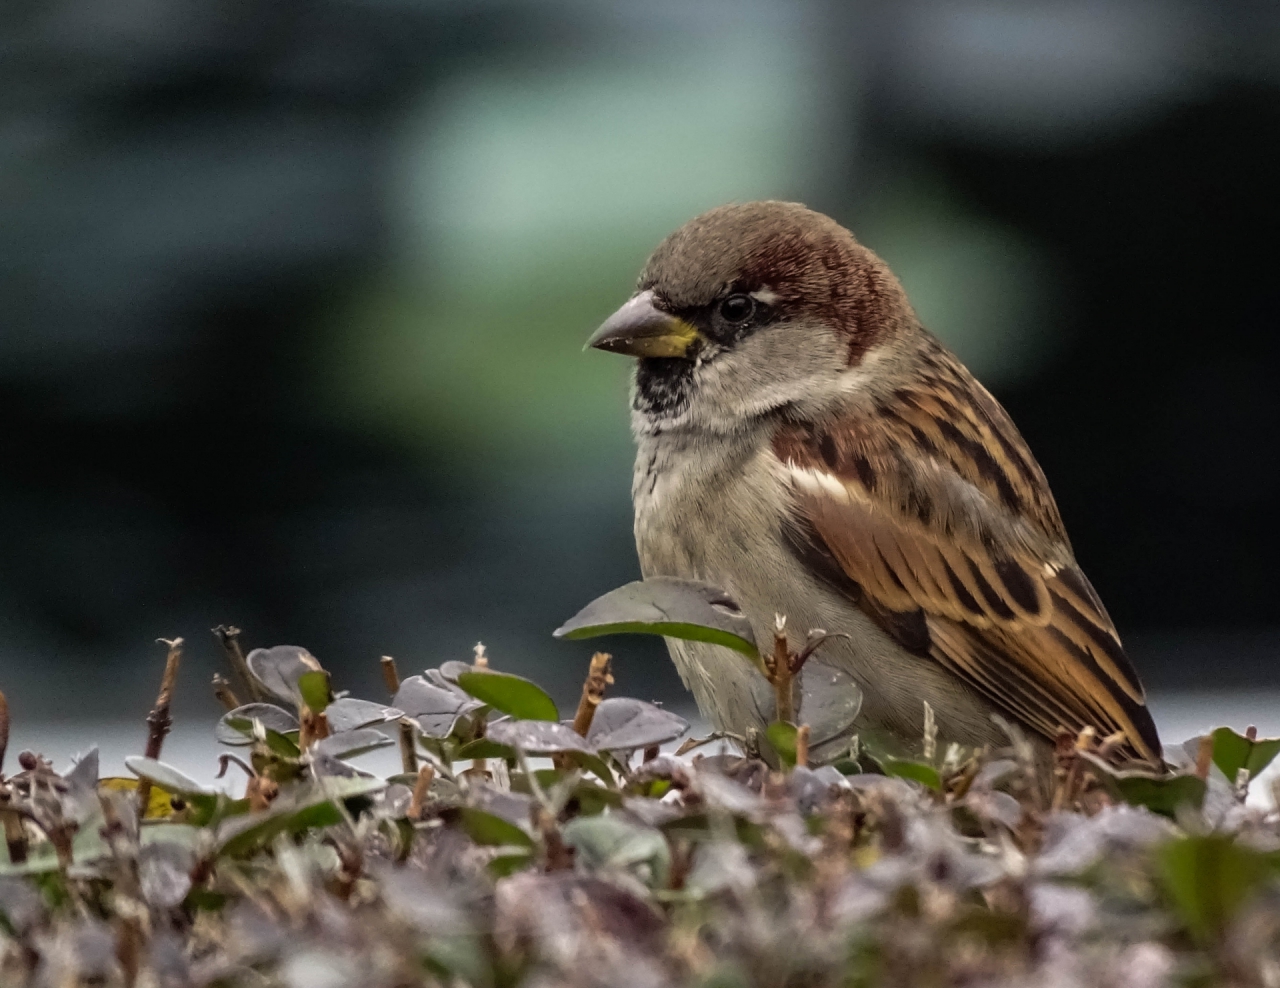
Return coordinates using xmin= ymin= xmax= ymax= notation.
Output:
xmin=586 ymin=290 xmax=700 ymax=359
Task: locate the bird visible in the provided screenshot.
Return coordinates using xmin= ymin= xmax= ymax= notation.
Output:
xmin=586 ymin=200 xmax=1161 ymax=766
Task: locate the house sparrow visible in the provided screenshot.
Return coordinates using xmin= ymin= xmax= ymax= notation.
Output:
xmin=587 ymin=201 xmax=1161 ymax=764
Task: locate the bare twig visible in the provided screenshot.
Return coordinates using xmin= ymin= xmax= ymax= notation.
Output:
xmin=212 ymin=674 xmax=240 ymax=712
xmin=0 ymin=805 xmax=24 ymax=865
xmin=571 ymin=653 xmax=613 ymax=737
xmin=136 ymin=638 xmax=184 ymax=817
xmin=407 ymin=764 xmax=435 ymax=821
xmin=795 ymin=724 xmax=812 ymax=768
xmin=790 ymin=630 xmax=852 ymax=674
xmin=381 ymin=656 xmax=418 ymax=775
xmin=213 ymin=625 xmax=263 ymax=701
xmin=217 ymin=754 xmax=257 ymax=780
xmin=769 ymin=615 xmax=794 ymax=724
xmin=380 ymin=655 xmax=401 ymax=696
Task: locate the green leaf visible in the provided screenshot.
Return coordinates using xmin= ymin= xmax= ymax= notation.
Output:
xmin=1114 ymin=774 xmax=1206 ymax=818
xmin=263 ymin=728 xmax=301 ymax=758
xmin=509 ymin=771 xmax=620 ymax=815
xmin=487 ymin=852 xmax=535 ymax=878
xmin=456 ymin=808 xmax=535 ymax=849
xmin=1209 ymin=727 xmax=1280 ymax=785
xmin=215 ymin=778 xmax=386 ymax=858
xmin=554 ymin=578 xmax=759 ymax=658
xmin=1079 ymin=753 xmax=1205 ymax=818
xmin=562 ymin=815 xmax=670 ymax=887
xmin=218 ymin=801 xmax=342 ymax=859
xmin=297 ymin=670 xmax=332 ymax=712
xmin=562 ymin=749 xmax=616 ymax=787
xmin=766 ymin=722 xmax=798 ymax=768
xmin=454 ymin=738 xmax=515 ymax=761
xmin=881 ymin=758 xmax=943 ymax=792
xmin=455 ymin=670 xmax=558 ymax=722
xmin=1158 ymin=834 xmax=1276 ymax=942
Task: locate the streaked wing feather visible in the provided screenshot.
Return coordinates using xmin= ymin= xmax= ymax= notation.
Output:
xmin=774 ymin=341 xmax=1160 ymax=761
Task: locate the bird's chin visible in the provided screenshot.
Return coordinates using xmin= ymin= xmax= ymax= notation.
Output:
xmin=632 ymin=355 xmax=696 ymax=422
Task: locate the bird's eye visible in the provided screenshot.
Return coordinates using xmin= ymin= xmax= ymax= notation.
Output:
xmin=718 ymin=293 xmax=755 ymax=325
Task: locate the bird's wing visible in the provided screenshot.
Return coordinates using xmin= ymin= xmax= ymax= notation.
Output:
xmin=772 ymin=348 xmax=1161 ymax=762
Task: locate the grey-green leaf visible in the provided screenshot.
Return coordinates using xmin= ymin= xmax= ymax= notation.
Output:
xmin=561 ymin=815 xmax=670 ymax=888
xmin=125 ymin=757 xmax=213 ymax=798
xmin=585 ymin=698 xmax=688 ymax=751
xmin=216 ymin=704 xmax=300 ymax=746
xmin=245 ymin=645 xmax=321 ymax=703
xmin=554 ymin=578 xmax=758 ymax=657
xmin=486 ymin=719 xmax=590 ymax=754
xmin=325 ymin=698 xmax=403 ymax=734
xmin=1079 ymin=752 xmax=1205 ymax=819
xmin=393 ymin=675 xmax=484 ymax=738
xmin=313 ymin=729 xmax=395 ymax=761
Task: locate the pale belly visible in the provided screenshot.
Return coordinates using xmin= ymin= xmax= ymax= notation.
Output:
xmin=632 ymin=431 xmax=1006 ymax=758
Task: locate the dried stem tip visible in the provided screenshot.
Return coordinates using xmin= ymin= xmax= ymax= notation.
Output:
xmin=137 ymin=638 xmax=184 ymax=816
xmin=572 ymin=653 xmax=614 ymax=738
xmin=382 ymin=655 xmax=418 ymax=774
xmin=380 ymin=655 xmax=402 ymax=696
xmin=769 ymin=621 xmax=794 ymax=725
xmin=212 ymin=674 xmax=240 ymax=712
xmin=408 ymin=764 xmax=436 ymax=821
xmin=213 ymin=625 xmax=263 ymax=701
xmin=795 ymin=724 xmax=812 ymax=768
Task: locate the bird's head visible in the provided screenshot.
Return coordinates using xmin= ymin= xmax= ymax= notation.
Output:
xmin=587 ymin=201 xmax=916 ymax=431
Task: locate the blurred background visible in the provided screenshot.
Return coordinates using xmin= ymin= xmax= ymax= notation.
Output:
xmin=2 ymin=0 xmax=1279 ymax=774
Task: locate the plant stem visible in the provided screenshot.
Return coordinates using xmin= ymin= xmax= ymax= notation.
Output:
xmin=211 ymin=674 xmax=240 ymax=712
xmin=572 ymin=653 xmax=613 ymax=737
xmin=408 ymin=764 xmax=435 ymax=821
xmin=795 ymin=724 xmax=811 ymax=768
xmin=771 ymin=619 xmax=794 ymax=724
xmin=381 ymin=655 xmax=418 ymax=775
xmin=136 ymin=638 xmax=183 ymax=817
xmin=213 ymin=625 xmax=263 ymax=701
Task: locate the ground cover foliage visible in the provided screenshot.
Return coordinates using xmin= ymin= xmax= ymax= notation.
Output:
xmin=3 ymin=579 xmax=1280 ymax=987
